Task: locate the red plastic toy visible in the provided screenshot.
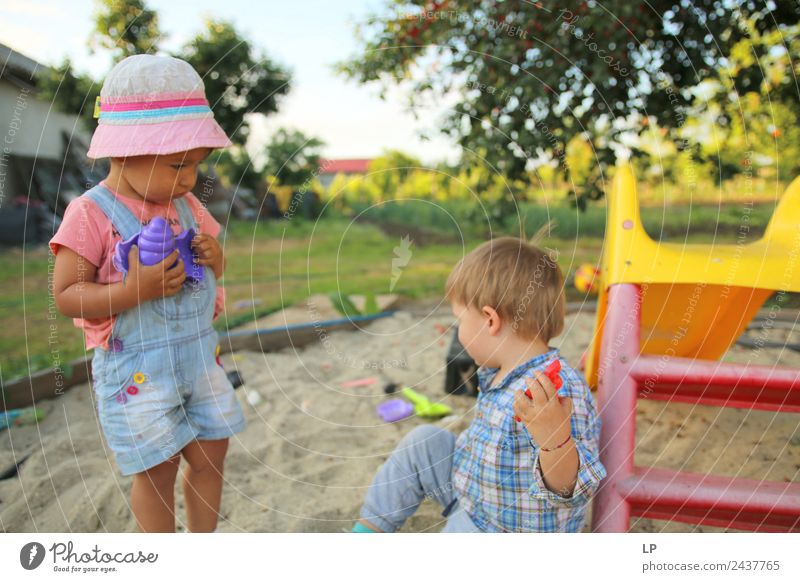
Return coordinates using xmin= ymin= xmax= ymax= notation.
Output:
xmin=514 ymin=359 xmax=563 ymax=422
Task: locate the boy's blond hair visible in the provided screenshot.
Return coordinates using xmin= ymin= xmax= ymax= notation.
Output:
xmin=445 ymin=237 xmax=565 ymax=342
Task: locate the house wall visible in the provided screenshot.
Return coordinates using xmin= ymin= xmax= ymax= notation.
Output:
xmin=0 ymin=80 xmax=85 ymax=159
xmin=0 ymin=79 xmax=88 ymax=205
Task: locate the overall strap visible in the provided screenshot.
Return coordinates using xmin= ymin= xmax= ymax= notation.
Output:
xmin=174 ymin=195 xmax=198 ymax=231
xmin=84 ymin=184 xmax=144 ymax=241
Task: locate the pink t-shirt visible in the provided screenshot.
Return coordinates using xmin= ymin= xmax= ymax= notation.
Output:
xmin=49 ymin=181 xmax=226 ymax=351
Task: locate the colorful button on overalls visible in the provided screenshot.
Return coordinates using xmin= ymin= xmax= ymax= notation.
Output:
xmin=86 ymin=184 xmax=246 ymax=476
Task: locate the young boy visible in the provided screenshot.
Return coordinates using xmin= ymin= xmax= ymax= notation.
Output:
xmin=353 ymin=237 xmax=606 ymax=532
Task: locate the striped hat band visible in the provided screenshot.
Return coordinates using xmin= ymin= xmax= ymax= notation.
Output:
xmin=97 ymin=97 xmax=213 ymax=125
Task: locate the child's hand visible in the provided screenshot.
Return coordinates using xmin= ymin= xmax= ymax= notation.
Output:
xmin=191 ymin=234 xmax=224 ymax=278
xmin=513 ymin=370 xmax=573 ymax=450
xmin=125 ymin=245 xmax=186 ymax=302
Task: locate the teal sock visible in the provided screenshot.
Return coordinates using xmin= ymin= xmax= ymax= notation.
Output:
xmin=352 ymin=521 xmax=378 ymax=533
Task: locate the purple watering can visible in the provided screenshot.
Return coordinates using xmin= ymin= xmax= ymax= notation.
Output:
xmin=112 ymin=217 xmax=204 ymax=282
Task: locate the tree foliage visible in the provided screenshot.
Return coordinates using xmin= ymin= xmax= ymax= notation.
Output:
xmin=39 ymin=1 xmax=291 ymax=147
xmin=91 ymin=0 xmax=161 ymax=60
xmin=263 ymin=128 xmax=325 ymax=188
xmin=179 ymin=19 xmax=292 ymax=145
xmin=36 ymin=59 xmax=100 ymax=129
xmin=366 ymin=150 xmax=423 ymax=202
xmin=340 ymin=0 xmax=800 ymax=205
xmin=710 ymin=19 xmax=800 ymax=180
xmin=213 ymin=147 xmax=262 ymax=192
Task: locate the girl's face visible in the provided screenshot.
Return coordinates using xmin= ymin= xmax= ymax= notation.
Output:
xmin=113 ymin=147 xmax=211 ymax=203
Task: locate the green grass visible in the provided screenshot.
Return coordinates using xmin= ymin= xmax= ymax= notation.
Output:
xmin=0 ymin=198 xmax=791 ymax=384
xmin=0 ymin=218 xmax=474 ymax=382
xmin=346 ymin=199 xmax=777 ymax=241
xmin=217 ymin=217 xmax=459 ymax=309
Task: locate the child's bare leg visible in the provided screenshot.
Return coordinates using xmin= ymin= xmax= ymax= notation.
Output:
xmin=180 ymin=438 xmax=229 ymax=532
xmin=131 ymin=455 xmax=181 ymax=532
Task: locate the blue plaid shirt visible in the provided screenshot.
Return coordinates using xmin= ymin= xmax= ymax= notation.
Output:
xmin=451 ymin=347 xmax=607 ymax=532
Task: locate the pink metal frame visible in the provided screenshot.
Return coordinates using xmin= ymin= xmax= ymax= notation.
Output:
xmin=591 ymin=284 xmax=800 ymax=532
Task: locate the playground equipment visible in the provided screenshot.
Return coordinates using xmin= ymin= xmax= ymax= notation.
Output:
xmin=585 ymin=164 xmax=800 ymax=532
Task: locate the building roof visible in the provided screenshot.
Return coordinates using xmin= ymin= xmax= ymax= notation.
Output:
xmin=0 ymin=42 xmax=44 ymax=91
xmin=318 ymin=158 xmax=372 ymax=174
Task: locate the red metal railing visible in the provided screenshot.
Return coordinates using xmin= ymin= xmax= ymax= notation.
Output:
xmin=591 ymin=284 xmax=800 ymax=533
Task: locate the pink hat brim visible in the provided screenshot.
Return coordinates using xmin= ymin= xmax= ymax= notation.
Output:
xmin=87 ymin=117 xmax=232 ymax=159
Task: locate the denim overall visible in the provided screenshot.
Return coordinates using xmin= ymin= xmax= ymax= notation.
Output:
xmin=86 ymin=184 xmax=246 ymax=476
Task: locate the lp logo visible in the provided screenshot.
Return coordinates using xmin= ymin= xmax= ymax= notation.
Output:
xmin=20 ymin=542 xmax=46 ymax=570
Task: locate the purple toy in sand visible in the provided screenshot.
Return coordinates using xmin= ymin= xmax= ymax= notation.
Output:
xmin=112 ymin=217 xmax=204 ymax=282
xmin=376 ymin=399 xmax=414 ymax=423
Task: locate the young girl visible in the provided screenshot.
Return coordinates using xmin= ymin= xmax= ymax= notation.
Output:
xmin=50 ymin=54 xmax=246 ymax=533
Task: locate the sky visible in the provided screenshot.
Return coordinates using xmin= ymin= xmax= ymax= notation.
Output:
xmin=0 ymin=0 xmax=461 ymax=164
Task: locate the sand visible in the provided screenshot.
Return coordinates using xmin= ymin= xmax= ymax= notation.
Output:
xmin=1 ymin=303 xmax=798 ymax=533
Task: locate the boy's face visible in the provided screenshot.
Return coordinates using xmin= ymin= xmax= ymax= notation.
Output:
xmin=115 ymin=147 xmax=211 ymax=203
xmin=450 ymin=301 xmax=502 ymax=368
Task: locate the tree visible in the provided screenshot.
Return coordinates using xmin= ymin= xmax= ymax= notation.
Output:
xmin=213 ymin=147 xmax=262 ymax=192
xmin=565 ymin=135 xmax=593 ymax=186
xmin=37 ymin=59 xmax=100 ymax=129
xmin=263 ymin=128 xmax=325 ymax=188
xmin=709 ymin=20 xmax=800 ymax=181
xmin=39 ymin=4 xmax=292 ymax=159
xmin=339 ymin=0 xmax=800 ymax=206
xmin=91 ymin=0 xmax=162 ymax=60
xmin=366 ymin=150 xmax=423 ymax=202
xmin=180 ymin=19 xmax=292 ymax=145
xmin=40 ymin=0 xmax=160 ymax=129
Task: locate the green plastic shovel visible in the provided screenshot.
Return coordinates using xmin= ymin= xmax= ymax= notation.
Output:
xmin=401 ymin=387 xmax=452 ymax=418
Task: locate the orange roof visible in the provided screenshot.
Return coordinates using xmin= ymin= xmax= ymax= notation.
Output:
xmin=318 ymin=159 xmax=372 ymax=174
